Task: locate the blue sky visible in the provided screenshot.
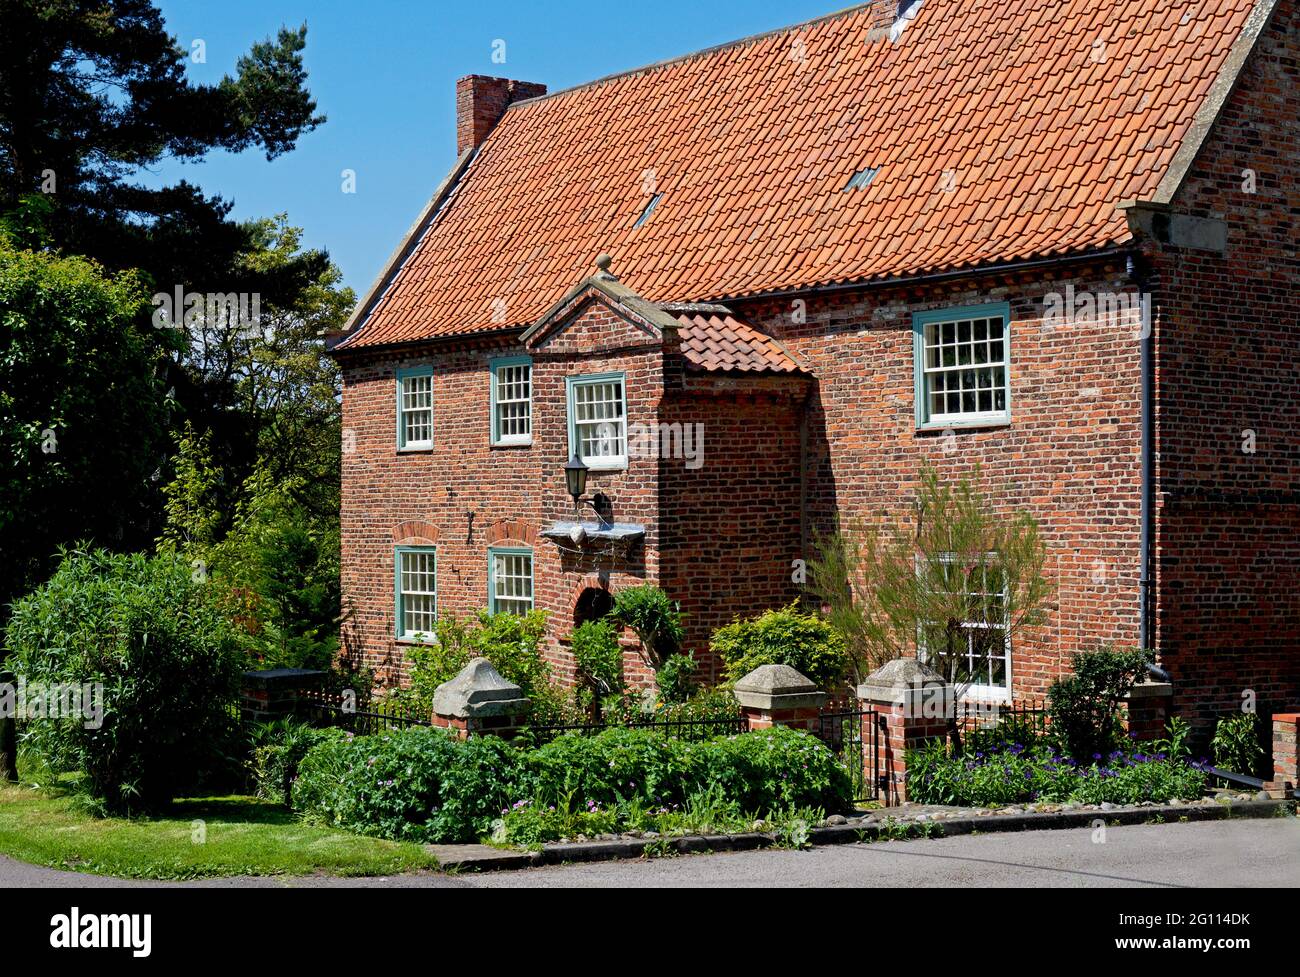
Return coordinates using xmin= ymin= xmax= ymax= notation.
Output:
xmin=150 ymin=0 xmax=840 ymax=294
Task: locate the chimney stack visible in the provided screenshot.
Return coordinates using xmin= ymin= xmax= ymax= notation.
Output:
xmin=456 ymin=75 xmax=547 ymax=156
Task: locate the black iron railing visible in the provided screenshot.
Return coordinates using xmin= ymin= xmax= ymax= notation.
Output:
xmin=295 ymin=689 xmax=430 ymax=736
xmin=816 ymin=707 xmax=884 ymax=802
xmin=954 ymin=696 xmax=1048 ymax=751
xmin=518 ymin=714 xmax=745 ymax=746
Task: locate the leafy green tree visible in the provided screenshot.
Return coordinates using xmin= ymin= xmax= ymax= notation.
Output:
xmin=0 ymin=242 xmax=167 ymax=622
xmin=806 ymin=466 xmax=1054 ymax=689
xmin=205 ymin=465 xmax=340 ymax=671
xmin=609 ymin=584 xmax=684 ymax=669
xmin=185 ymin=216 xmax=351 ymax=524
xmin=148 ymin=218 xmax=351 ymax=675
xmin=0 ymin=1 xmax=324 ymax=289
xmin=156 ymin=422 xmax=228 ymax=554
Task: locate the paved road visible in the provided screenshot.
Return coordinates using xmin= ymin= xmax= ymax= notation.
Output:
xmin=2 ymin=818 xmax=1296 ymax=887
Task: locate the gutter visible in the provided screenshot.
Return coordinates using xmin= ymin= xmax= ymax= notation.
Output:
xmin=713 ymin=247 xmax=1134 ymax=307
xmin=1131 ymin=255 xmax=1155 ymax=652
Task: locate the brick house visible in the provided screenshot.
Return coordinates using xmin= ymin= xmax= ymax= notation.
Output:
xmin=328 ymin=0 xmax=1298 ymax=726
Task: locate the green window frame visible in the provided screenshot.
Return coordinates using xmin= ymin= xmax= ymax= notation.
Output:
xmin=913 ymin=303 xmax=1011 ymax=429
xmin=487 ymin=547 xmax=534 ymax=616
xmin=394 ymin=545 xmax=437 ymax=641
xmin=566 ymin=371 xmax=627 ymax=469
xmin=489 ymin=356 xmax=532 ymax=446
xmin=396 ymin=366 xmax=434 ymax=450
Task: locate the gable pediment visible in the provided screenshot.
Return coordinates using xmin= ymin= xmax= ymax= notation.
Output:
xmin=522 ymin=265 xmax=680 ymax=354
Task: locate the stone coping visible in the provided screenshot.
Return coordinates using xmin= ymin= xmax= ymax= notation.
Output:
xmin=1123 ymin=681 xmax=1174 ymax=701
xmin=433 ymin=658 xmax=532 ymax=720
xmin=427 ymin=797 xmax=1296 ymax=872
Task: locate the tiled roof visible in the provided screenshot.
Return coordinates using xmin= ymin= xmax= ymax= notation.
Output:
xmin=339 ymin=0 xmax=1259 ymax=349
xmin=676 ymin=312 xmax=805 ymax=373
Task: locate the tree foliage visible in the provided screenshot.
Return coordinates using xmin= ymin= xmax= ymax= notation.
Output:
xmin=0 ymin=1 xmax=324 ymax=288
xmin=609 ymin=584 xmax=684 ymax=669
xmin=711 ymin=604 xmax=849 ymax=691
xmin=0 ymin=241 xmax=168 ymax=619
xmin=4 ymin=548 xmax=244 ymax=813
xmin=1047 ymin=647 xmax=1153 ymax=762
xmin=805 ymin=466 xmax=1054 ymax=689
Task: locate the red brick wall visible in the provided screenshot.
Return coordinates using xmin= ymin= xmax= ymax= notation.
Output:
xmin=339 ymin=297 xmax=671 ymax=687
xmin=733 ymin=266 xmax=1146 ymax=700
xmin=659 ymin=375 xmax=808 ymax=683
xmin=339 ymin=265 xmax=1151 ymax=700
xmin=1148 ymin=0 xmax=1300 ymax=730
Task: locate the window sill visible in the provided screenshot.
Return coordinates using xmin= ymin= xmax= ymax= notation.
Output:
xmin=958 ymin=687 xmax=1012 ymax=706
xmin=397 ymin=445 xmax=434 ymax=454
xmin=395 ymin=635 xmax=437 ymax=646
xmin=490 ymin=438 xmax=533 ymax=449
xmin=916 ymin=417 xmax=1011 ymax=434
xmin=582 ymin=460 xmax=627 ymax=473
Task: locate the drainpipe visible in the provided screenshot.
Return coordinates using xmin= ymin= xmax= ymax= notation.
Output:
xmin=1130 ymin=253 xmax=1154 ymax=652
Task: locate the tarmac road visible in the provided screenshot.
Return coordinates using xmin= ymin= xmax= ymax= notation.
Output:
xmin=1 ymin=816 xmax=1296 ymax=888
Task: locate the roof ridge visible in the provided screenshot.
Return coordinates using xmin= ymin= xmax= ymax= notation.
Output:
xmin=503 ymin=2 xmax=877 ymax=111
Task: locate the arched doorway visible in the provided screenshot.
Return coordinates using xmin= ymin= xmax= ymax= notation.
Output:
xmin=573 ymin=586 xmax=613 ymax=627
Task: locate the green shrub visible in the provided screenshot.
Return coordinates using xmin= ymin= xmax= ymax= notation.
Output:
xmin=291 ymin=727 xmax=530 ymax=843
xmin=649 ymin=687 xmax=742 ymax=727
xmin=4 ymin=548 xmax=244 ymax=813
xmin=702 ymin=725 xmax=852 ymax=813
xmin=906 ymin=740 xmax=1208 ymax=807
xmin=610 ymin=584 xmax=683 ymax=666
xmin=571 ymin=619 xmax=623 ymax=697
xmin=493 ymin=784 xmax=753 ymax=847
xmin=404 ymin=609 xmax=551 ymax=712
xmin=1211 ymin=712 xmax=1268 ymax=779
xmin=1047 ymin=647 xmax=1151 ymax=762
xmin=712 ymin=603 xmax=848 ymax=690
xmin=525 ymin=725 xmax=850 ymax=814
xmin=292 ymin=724 xmax=851 ymax=846
xmin=655 ymin=652 xmax=698 ymax=704
xmin=250 ymin=719 xmax=348 ymax=804
xmin=526 ymin=726 xmax=698 ymax=808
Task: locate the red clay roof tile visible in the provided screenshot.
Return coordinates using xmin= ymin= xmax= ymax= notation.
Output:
xmin=676 ymin=312 xmax=805 ymax=373
xmin=340 ymin=0 xmax=1258 ymax=349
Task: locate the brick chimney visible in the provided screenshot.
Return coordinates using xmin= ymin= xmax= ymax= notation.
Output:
xmin=867 ymin=0 xmax=899 ymax=39
xmin=456 ymin=75 xmax=547 ymax=156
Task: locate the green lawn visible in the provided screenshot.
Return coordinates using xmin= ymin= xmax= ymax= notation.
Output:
xmin=0 ymin=781 xmax=439 ymax=881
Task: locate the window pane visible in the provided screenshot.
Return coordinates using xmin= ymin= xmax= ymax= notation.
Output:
xmin=398 ymin=549 xmax=436 ymax=636
xmin=492 ymin=551 xmax=533 ymax=615
xmin=494 ymin=363 xmax=531 ymax=442
xmin=919 ymin=554 xmax=1009 ymax=691
xmin=921 ymin=312 xmax=1009 ymax=421
xmin=572 ymin=378 xmax=626 ymax=462
xmin=401 ymin=374 xmax=433 ymax=445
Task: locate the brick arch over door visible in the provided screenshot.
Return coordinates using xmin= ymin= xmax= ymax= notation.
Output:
xmin=567 ymin=573 xmax=613 ymax=624
xmin=484 ymin=519 xmax=538 ymax=549
xmin=392 ymin=520 xmax=440 ymax=545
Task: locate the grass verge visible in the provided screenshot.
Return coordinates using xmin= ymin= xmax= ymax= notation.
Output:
xmin=0 ymin=781 xmax=439 ymax=881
